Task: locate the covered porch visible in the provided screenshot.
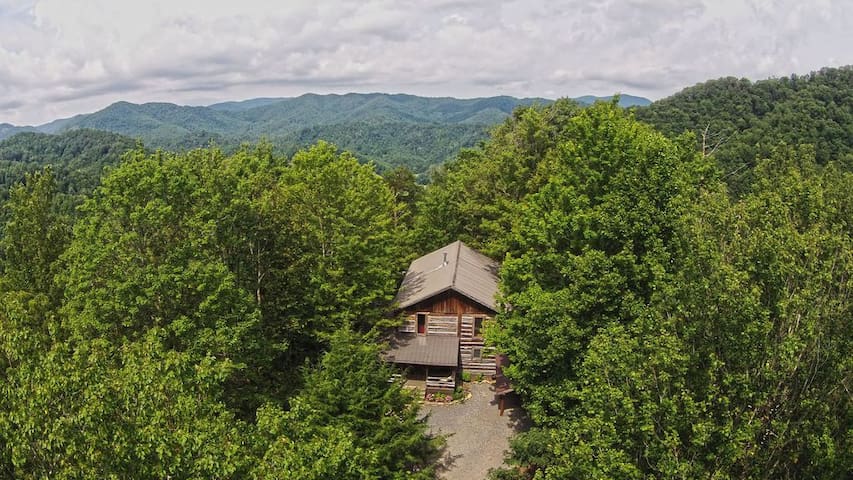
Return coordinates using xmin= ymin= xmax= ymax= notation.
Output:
xmin=385 ymin=335 xmax=459 ymax=393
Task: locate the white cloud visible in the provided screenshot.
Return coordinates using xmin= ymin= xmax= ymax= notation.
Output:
xmin=0 ymin=0 xmax=850 ymax=124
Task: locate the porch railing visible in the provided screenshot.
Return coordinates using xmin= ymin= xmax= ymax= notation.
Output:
xmin=426 ymin=375 xmax=455 ymax=389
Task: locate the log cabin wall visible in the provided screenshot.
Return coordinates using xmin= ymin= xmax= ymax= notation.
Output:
xmin=403 ymin=290 xmax=493 ymax=315
xmin=399 ymin=290 xmax=497 ymax=377
xmin=459 ymin=315 xmax=497 ymax=376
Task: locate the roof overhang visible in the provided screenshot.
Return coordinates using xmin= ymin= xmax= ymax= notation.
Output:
xmin=394 ymin=286 xmax=497 ymax=314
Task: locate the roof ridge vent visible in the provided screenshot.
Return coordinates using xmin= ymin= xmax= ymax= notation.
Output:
xmin=450 ymin=240 xmax=462 ymax=287
xmin=422 ymin=250 xmax=450 ymax=276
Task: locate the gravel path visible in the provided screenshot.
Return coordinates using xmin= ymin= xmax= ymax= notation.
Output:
xmin=423 ymin=383 xmax=529 ymax=480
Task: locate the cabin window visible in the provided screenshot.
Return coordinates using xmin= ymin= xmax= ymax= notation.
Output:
xmin=417 ymin=313 xmax=427 ymax=335
xmin=472 ymin=347 xmax=482 ymax=360
xmin=474 ymin=316 xmax=484 ymax=337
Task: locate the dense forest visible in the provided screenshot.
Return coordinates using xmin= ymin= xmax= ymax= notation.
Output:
xmin=635 ymin=66 xmax=853 ymax=193
xmin=0 ymin=129 xmax=139 ymax=236
xmin=0 ymin=141 xmax=441 ymax=478
xmin=0 ymin=129 xmax=137 ymax=200
xmin=0 ymin=67 xmax=850 ymax=478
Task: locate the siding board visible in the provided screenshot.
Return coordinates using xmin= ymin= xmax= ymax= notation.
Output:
xmin=427 ymin=315 xmax=458 ymax=336
xmin=460 ymin=339 xmax=496 ymax=376
xmin=399 ymin=315 xmax=417 ymax=333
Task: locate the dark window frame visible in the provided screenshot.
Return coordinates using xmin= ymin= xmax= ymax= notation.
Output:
xmin=417 ymin=313 xmax=427 ymax=335
xmin=474 ymin=316 xmax=485 ymax=338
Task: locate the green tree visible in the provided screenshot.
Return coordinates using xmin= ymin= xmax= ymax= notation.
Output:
xmin=383 ymin=165 xmax=422 ymax=229
xmin=0 ymin=168 xmax=70 ymax=299
xmin=0 ymin=326 xmax=251 ymax=478
xmin=634 ymin=66 xmax=853 ymax=194
xmin=253 ymin=402 xmax=371 ymax=480
xmin=414 ymin=99 xmax=581 ymax=256
xmin=489 ymin=102 xmax=707 ymax=423
xmin=273 ymin=142 xmax=406 ymax=335
xmin=59 ymin=148 xmax=259 ymax=361
xmin=55 ymin=147 xmax=265 ymax=418
xmin=1 ymin=141 xmax=444 ymax=478
xmin=265 ymin=328 xmax=440 ymax=479
xmin=0 ymin=129 xmax=137 ymax=216
xmin=209 ymin=141 xmax=408 ymax=390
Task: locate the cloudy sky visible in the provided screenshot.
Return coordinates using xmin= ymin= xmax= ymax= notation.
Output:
xmin=0 ymin=0 xmax=850 ymax=125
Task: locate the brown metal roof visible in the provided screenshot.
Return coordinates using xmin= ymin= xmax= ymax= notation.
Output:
xmin=384 ymin=334 xmax=459 ymax=367
xmin=394 ymin=240 xmax=500 ymax=312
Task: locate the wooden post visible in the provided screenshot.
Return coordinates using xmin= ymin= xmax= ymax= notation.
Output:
xmin=499 ymin=395 xmax=505 ymax=416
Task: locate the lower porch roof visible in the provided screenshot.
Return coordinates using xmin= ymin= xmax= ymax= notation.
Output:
xmin=384 ymin=334 xmax=459 ymax=367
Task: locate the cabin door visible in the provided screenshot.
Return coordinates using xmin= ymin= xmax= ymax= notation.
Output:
xmin=417 ymin=313 xmax=426 ymax=334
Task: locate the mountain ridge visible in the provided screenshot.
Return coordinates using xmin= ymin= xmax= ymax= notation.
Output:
xmin=3 ymin=92 xmax=650 ymax=135
xmin=0 ymin=92 xmax=651 ymax=174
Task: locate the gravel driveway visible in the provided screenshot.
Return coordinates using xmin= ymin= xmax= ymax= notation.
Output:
xmin=423 ymin=383 xmax=529 ymax=480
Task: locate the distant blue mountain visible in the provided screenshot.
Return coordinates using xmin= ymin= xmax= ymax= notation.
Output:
xmin=207 ymin=97 xmax=287 ymax=112
xmin=3 ymin=92 xmax=652 ymax=141
xmin=0 ymin=123 xmax=37 ymax=141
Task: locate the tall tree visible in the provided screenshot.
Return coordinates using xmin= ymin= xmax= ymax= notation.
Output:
xmin=56 ymin=148 xmax=265 ymax=417
xmin=1 ymin=141 xmax=441 ymax=478
xmin=414 ymin=99 xmax=581 ymax=256
xmin=532 ymin=148 xmax=853 ymax=479
xmin=0 ymin=168 xmax=70 ymax=299
xmin=58 ymin=148 xmax=259 ymax=361
xmin=489 ymin=101 xmax=708 ymax=423
xmin=255 ymin=328 xmax=441 ymax=480
xmin=1 ymin=331 xmax=252 ymax=479
xmin=272 ymin=142 xmax=406 ymax=336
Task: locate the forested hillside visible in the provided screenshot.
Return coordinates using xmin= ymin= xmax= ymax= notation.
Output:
xmin=0 ymin=129 xmax=138 ymax=234
xmin=635 ymin=66 xmax=853 ymax=192
xmin=1 ymin=93 xmax=653 ymax=176
xmin=2 ymin=94 xmax=556 ymax=174
xmin=276 ymin=121 xmax=489 ymax=173
xmin=0 ymin=124 xmax=36 ymax=140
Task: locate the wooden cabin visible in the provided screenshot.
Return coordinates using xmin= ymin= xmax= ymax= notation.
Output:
xmin=385 ymin=240 xmax=499 ymax=393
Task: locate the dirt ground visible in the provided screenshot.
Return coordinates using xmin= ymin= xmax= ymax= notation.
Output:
xmin=422 ymin=382 xmax=529 ymax=480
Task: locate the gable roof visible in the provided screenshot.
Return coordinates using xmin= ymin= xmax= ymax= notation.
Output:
xmin=394 ymin=240 xmax=500 ymax=312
